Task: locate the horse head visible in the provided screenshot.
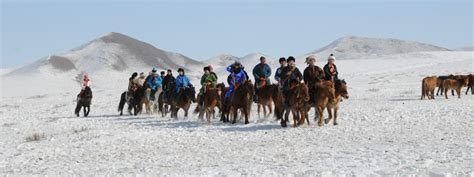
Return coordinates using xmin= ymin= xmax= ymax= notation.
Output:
xmin=335 ymin=79 xmax=349 ymax=99
xmin=83 ymin=86 xmax=93 ymax=98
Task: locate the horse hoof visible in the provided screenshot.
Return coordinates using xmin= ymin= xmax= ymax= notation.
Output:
xmin=245 ymin=121 xmax=249 ymax=124
xmin=324 ymin=119 xmax=330 ymax=124
xmin=318 ymin=123 xmax=323 ymax=127
xmin=333 ymin=122 xmax=338 ymax=126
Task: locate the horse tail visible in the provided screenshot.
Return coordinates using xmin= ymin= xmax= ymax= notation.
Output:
xmin=119 ymin=92 xmax=127 ymax=112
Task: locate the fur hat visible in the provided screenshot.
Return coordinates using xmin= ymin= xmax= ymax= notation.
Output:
xmin=203 ymin=66 xmax=210 ymax=71
xmin=328 ymin=54 xmax=336 ymax=61
xmin=178 ymin=68 xmax=185 ymax=73
xmin=305 ymin=55 xmax=316 ymax=64
xmin=287 ymin=56 xmax=296 ymax=62
xmin=139 ymin=72 xmax=146 ymax=78
xmin=260 ymin=56 xmax=266 ymax=60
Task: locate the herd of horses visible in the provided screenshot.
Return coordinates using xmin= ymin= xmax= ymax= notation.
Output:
xmin=114 ymin=77 xmax=350 ymax=127
xmin=421 ymin=74 xmax=474 ymax=100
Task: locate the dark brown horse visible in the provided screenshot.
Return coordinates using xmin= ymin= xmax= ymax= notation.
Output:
xmin=231 ymin=80 xmax=254 ymax=124
xmin=75 ymin=86 xmax=92 ymax=117
xmin=159 ymin=80 xmax=176 ymax=117
xmin=325 ymin=79 xmax=349 ymax=125
xmin=256 ymin=84 xmax=279 ymax=118
xmin=218 ymin=83 xmax=232 ymax=123
xmin=287 ymin=83 xmax=310 ymax=127
xmin=171 ymin=87 xmax=196 ymax=119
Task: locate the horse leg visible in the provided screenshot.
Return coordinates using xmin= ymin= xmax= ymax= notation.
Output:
xmin=75 ymin=103 xmax=81 ymax=117
xmin=456 ymin=89 xmax=461 ymax=98
xmin=325 ymin=107 xmax=333 ymax=124
xmin=232 ymin=107 xmax=238 ymax=124
xmin=257 ymin=104 xmax=261 ymax=119
xmin=244 ymin=107 xmax=249 ymax=124
xmin=444 ymin=88 xmax=448 ymax=99
xmin=333 ymin=106 xmax=339 ymax=125
xmin=267 ymin=103 xmax=273 ymax=118
xmin=317 ymin=106 xmax=324 ymax=126
xmin=85 ymin=106 xmax=90 ymax=117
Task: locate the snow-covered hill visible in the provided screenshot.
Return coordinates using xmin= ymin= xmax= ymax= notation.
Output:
xmin=308 ymin=36 xmax=450 ymax=60
xmin=6 ymin=32 xmax=203 ymax=77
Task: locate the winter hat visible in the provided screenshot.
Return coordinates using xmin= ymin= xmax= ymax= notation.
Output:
xmin=305 ymin=55 xmax=316 ymax=64
xmin=260 ymin=56 xmax=266 ymax=60
xmin=139 ymin=72 xmax=146 ymax=78
xmin=83 ymin=74 xmax=90 ymax=81
xmin=178 ymin=68 xmax=185 ymax=73
xmin=152 ymin=67 xmax=158 ymax=73
xmin=279 ymin=57 xmax=286 ymax=63
xmin=328 ymin=54 xmax=336 ymax=61
xmin=287 ymin=56 xmax=296 ymax=62
xmin=203 ymin=66 xmax=210 ymax=71
xmin=207 ymin=65 xmax=213 ymax=71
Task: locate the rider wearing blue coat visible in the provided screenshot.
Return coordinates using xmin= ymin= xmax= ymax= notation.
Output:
xmin=175 ymin=68 xmax=193 ymax=94
xmin=146 ymin=67 xmax=162 ymax=100
xmin=225 ymin=62 xmax=247 ymax=99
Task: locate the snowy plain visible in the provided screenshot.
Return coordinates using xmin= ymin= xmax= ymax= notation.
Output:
xmin=0 ymin=51 xmax=473 ymax=175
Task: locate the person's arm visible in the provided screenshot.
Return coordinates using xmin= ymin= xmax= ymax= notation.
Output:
xmin=274 ymin=68 xmax=280 ymax=81
xmin=296 ymin=69 xmax=303 ymax=81
xmin=303 ymin=68 xmax=309 ymax=84
xmin=210 ymin=74 xmax=218 ymax=85
xmin=186 ymin=76 xmax=193 ymax=88
xmin=200 ymin=75 xmax=206 ymax=86
xmin=226 ymin=65 xmax=233 ymax=72
xmin=252 ymin=65 xmax=259 ymax=79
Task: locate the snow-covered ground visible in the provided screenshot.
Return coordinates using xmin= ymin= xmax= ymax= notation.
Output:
xmin=1 ymin=51 xmax=473 ymax=175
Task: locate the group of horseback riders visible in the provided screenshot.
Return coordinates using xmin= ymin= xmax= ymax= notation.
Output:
xmin=81 ymin=53 xmax=339 ymax=118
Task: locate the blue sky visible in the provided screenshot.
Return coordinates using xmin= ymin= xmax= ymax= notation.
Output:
xmin=1 ymin=0 xmax=472 ymax=68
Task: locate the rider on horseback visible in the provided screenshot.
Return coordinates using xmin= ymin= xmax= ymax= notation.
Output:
xmin=303 ymin=55 xmax=325 ymax=106
xmin=252 ymin=56 xmax=272 ymax=103
xmin=78 ymin=73 xmax=91 ymax=99
xmin=274 ymin=57 xmax=287 ymax=89
xmin=145 ymin=67 xmax=162 ymax=101
xmin=323 ymin=54 xmax=339 ymax=81
xmin=175 ymin=68 xmax=194 ymax=101
xmin=280 ymin=56 xmax=303 ymax=107
xmin=225 ymin=62 xmax=248 ymax=101
xmin=198 ymin=66 xmax=218 ymax=105
xmin=162 ymin=69 xmax=176 ymax=103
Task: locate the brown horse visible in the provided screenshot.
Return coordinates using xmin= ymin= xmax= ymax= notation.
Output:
xmin=421 ymin=76 xmax=438 ymax=100
xmin=325 ymin=79 xmax=349 ymax=126
xmin=231 ymin=80 xmax=254 ymax=124
xmin=443 ymin=78 xmax=468 ymax=99
xmin=287 ymin=83 xmax=310 ymax=127
xmin=171 ymin=87 xmax=196 ymax=119
xmin=196 ymin=84 xmax=222 ymax=123
xmin=436 ymin=75 xmax=454 ymax=96
xmin=466 ymin=74 xmax=474 ymax=95
xmin=314 ymin=80 xmax=336 ymax=126
xmin=256 ymin=84 xmax=279 ymax=118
